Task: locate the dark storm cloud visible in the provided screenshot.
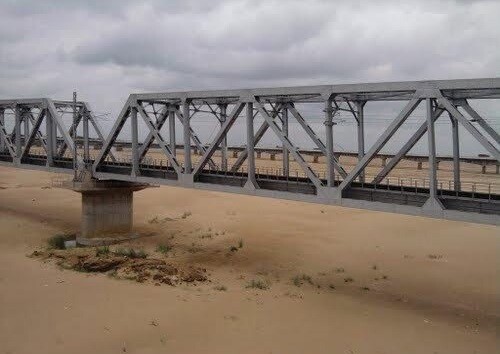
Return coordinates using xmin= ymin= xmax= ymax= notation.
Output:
xmin=0 ymin=0 xmax=498 ymax=115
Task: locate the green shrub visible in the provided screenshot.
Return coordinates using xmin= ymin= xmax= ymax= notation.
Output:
xmin=156 ymin=244 xmax=173 ymax=254
xmin=246 ymin=279 xmax=270 ymax=290
xmin=96 ymin=246 xmax=110 ymax=256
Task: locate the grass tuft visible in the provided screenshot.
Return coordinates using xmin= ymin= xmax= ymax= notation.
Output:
xmin=181 ymin=211 xmax=192 ymax=219
xmin=96 ymin=246 xmax=110 ymax=256
xmin=214 ymin=285 xmax=227 ymax=291
xmin=292 ymin=274 xmax=314 ymax=287
xmin=427 ymin=254 xmax=443 ymax=260
xmin=246 ymin=279 xmax=270 ymax=290
xmin=344 ymin=277 xmax=354 ymax=283
xmin=156 ymin=244 xmax=172 ymax=254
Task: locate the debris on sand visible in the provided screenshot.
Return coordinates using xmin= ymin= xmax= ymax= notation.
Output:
xmin=30 ymin=248 xmax=208 ymax=286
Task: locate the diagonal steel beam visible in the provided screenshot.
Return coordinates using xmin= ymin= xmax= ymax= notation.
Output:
xmin=255 ymin=99 xmax=323 ymax=190
xmin=372 ymin=106 xmax=445 ymax=184
xmin=23 ymin=109 xmax=48 ymax=153
xmin=137 ymin=105 xmax=169 ymax=162
xmin=93 ymin=96 xmax=134 ymax=169
xmin=437 ymin=96 xmax=499 ymax=161
xmin=136 ymin=103 xmax=182 ymax=175
xmin=338 ymin=97 xmax=422 ymax=191
xmin=288 ymin=103 xmax=347 ymax=178
xmin=21 ymin=108 xmax=46 ymax=159
xmin=174 ymin=110 xmax=218 ymax=169
xmin=0 ymin=117 xmax=16 ymax=158
xmin=230 ymin=103 xmax=283 ymax=172
xmin=459 ymin=100 xmax=500 ymax=145
xmin=192 ymin=102 xmax=245 ymax=176
xmin=45 ymin=99 xmax=76 ymax=157
xmin=58 ymin=108 xmax=82 ymax=157
xmin=83 ymin=102 xmax=117 ymax=162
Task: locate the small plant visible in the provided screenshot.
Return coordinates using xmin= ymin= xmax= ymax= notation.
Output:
xmin=246 ymin=279 xmax=270 ymax=290
xmin=372 ymin=265 xmax=378 ymax=270
xmin=382 ymin=275 xmax=388 ymax=280
xmin=238 ymin=239 xmax=244 ymax=249
xmin=47 ymin=234 xmax=73 ymax=250
xmin=96 ymin=246 xmax=110 ymax=256
xmin=214 ymin=285 xmax=227 ymax=291
xmin=156 ymin=244 xmax=172 ymax=254
xmin=114 ymin=248 xmax=148 ymax=259
xmin=428 ymin=254 xmax=443 ymax=260
xmin=329 ymin=284 xmax=336 ymax=290
xmin=292 ymin=274 xmax=314 ymax=287
xmin=181 ymin=211 xmax=192 ymax=219
xmin=344 ymin=277 xmax=354 ymax=283
xmin=335 ymin=267 xmax=345 ymax=273
xmin=229 ymin=246 xmax=239 ymax=252
xmin=361 ymin=286 xmax=370 ymax=291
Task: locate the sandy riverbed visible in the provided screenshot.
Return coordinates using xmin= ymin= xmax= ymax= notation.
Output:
xmin=0 ymin=165 xmax=498 ymax=354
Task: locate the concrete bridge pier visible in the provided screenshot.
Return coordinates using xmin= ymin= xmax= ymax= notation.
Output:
xmin=66 ymin=180 xmax=149 ymax=245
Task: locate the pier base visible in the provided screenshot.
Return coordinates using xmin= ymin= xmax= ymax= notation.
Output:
xmin=65 ymin=180 xmax=149 ymax=245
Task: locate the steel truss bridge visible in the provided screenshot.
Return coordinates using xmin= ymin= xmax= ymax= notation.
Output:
xmin=1 ymin=78 xmax=499 ymax=225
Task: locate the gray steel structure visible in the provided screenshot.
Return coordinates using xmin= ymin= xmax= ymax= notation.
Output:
xmin=1 ymin=78 xmax=499 ymax=225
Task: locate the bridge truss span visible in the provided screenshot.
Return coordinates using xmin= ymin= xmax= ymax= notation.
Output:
xmin=1 ymin=78 xmax=499 ymax=225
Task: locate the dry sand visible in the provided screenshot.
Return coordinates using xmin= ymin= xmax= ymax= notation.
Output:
xmin=0 ymin=165 xmax=499 ymax=354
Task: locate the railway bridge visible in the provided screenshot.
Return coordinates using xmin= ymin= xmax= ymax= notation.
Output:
xmin=1 ymin=78 xmax=499 ymax=243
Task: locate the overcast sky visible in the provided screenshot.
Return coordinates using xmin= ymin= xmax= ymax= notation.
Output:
xmin=1 ymin=0 xmax=499 ymax=115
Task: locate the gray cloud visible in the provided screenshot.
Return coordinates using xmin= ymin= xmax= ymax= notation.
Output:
xmin=0 ymin=0 xmax=499 ymax=117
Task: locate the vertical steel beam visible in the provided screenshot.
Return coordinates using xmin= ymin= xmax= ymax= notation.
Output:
xmin=426 ymin=99 xmax=438 ymax=199
xmin=83 ymin=109 xmax=90 ymax=163
xmin=15 ymin=105 xmax=21 ymax=163
xmin=130 ymin=106 xmax=139 ymax=177
xmin=46 ymin=107 xmax=54 ymax=166
xmin=219 ymin=103 xmax=228 ymax=171
xmin=450 ymin=113 xmax=460 ymax=191
xmin=356 ymin=101 xmax=366 ymax=182
xmin=0 ymin=108 xmax=4 ymax=152
xmin=23 ymin=111 xmax=29 ymax=146
xmin=282 ymin=103 xmax=289 ymax=176
xmin=72 ymin=92 xmax=77 ymax=179
xmin=324 ymin=97 xmax=335 ymax=186
xmin=169 ymin=106 xmax=176 ymax=157
xmin=182 ymin=100 xmax=192 ymax=173
xmin=246 ymin=102 xmax=257 ymax=186
xmin=51 ymin=111 xmax=57 ymax=154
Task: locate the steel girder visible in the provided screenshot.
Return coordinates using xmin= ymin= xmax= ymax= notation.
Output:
xmin=2 ymin=78 xmax=500 ymax=225
xmin=0 ymin=98 xmax=112 ymax=169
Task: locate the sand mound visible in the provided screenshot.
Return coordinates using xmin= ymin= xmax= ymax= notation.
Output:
xmin=30 ymin=248 xmax=208 ymax=286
